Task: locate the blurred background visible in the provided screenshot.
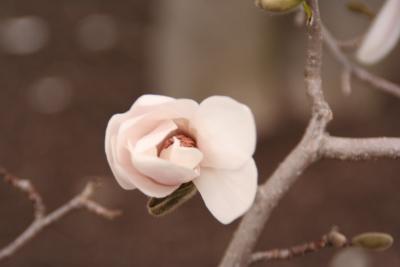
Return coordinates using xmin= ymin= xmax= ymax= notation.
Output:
xmin=0 ymin=0 xmax=399 ymax=266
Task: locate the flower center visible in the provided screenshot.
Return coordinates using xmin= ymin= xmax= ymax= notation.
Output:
xmin=158 ymin=133 xmax=202 ymax=171
xmin=161 ymin=134 xmax=196 ymax=150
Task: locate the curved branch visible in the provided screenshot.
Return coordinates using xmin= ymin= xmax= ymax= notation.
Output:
xmin=0 ymin=168 xmax=122 ymax=262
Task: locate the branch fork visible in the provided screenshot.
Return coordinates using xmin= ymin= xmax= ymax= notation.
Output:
xmin=0 ymin=168 xmax=121 ymax=262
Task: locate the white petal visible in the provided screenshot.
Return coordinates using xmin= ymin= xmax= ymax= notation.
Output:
xmin=131 ymin=151 xmax=200 ymax=186
xmin=104 ymin=98 xmax=198 ymax=197
xmin=130 ymin=120 xmax=200 ymax=186
xmin=159 ymin=139 xmax=203 ymax=169
xmin=193 ymin=159 xmax=258 ymax=224
xmin=106 ymin=95 xmax=176 ymax=164
xmin=192 ymin=96 xmax=256 ymax=170
xmin=356 ymin=0 xmax=400 ymax=64
xmin=112 ymin=151 xmax=179 ymax=197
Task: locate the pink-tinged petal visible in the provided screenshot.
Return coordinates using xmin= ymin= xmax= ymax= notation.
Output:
xmin=159 ymin=139 xmax=203 ymax=169
xmin=193 ymin=159 xmax=258 ymax=224
xmin=356 ymin=0 xmax=400 ymax=64
xmin=106 ymin=98 xmax=198 ymax=195
xmin=109 ymin=135 xmax=136 ymax=189
xmin=105 ymin=114 xmax=136 ymax=189
xmin=105 ymin=95 xmax=176 ymax=163
xmin=105 ymin=114 xmax=124 ymax=167
xmin=193 ymin=96 xmax=256 ymax=170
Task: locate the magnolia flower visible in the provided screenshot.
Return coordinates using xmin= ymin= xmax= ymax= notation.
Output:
xmin=356 ymin=0 xmax=400 ymax=64
xmin=105 ymin=95 xmax=257 ymax=224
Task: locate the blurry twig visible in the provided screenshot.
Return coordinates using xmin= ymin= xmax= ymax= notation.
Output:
xmin=0 ymin=167 xmax=122 ymax=262
xmin=322 ymin=25 xmax=400 ymax=98
xmin=336 ymin=35 xmax=363 ymax=50
xmin=341 ymin=66 xmax=352 ymax=95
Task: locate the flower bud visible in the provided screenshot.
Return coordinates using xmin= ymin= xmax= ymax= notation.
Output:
xmin=352 ymin=232 xmax=393 ymax=251
xmin=255 ymin=0 xmax=304 ymax=12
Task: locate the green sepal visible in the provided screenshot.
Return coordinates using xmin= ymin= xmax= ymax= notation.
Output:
xmin=147 ymin=182 xmax=197 ymax=217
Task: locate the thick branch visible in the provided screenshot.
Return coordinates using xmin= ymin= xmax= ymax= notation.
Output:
xmin=322 ymin=25 xmax=400 ymax=99
xmin=219 ymin=1 xmax=332 ymax=266
xmin=321 ymin=136 xmax=400 ymax=160
xmin=0 ymin=168 xmax=121 ymax=262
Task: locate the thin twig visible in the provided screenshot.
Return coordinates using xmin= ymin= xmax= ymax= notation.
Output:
xmin=0 ymin=168 xmax=122 ymax=262
xmin=250 ymin=228 xmax=349 ymax=264
xmin=336 ymin=35 xmax=363 ymax=50
xmin=336 ymin=35 xmax=364 ymax=51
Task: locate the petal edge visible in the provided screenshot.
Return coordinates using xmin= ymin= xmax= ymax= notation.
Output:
xmin=193 ymin=158 xmax=258 ymax=224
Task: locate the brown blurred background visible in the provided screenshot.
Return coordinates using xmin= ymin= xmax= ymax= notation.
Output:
xmin=0 ymin=0 xmax=399 ymax=266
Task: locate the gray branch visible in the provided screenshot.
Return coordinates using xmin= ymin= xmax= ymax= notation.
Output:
xmin=219 ymin=1 xmax=400 ymax=266
xmin=219 ymin=1 xmax=332 ymax=266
